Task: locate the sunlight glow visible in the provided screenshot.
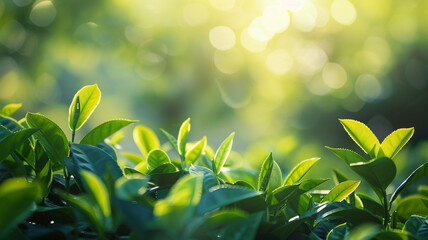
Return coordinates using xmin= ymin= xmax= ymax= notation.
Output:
xmin=266 ymin=49 xmax=293 ymax=75
xmin=209 ymin=26 xmax=236 ymax=51
xmin=183 ymin=3 xmax=209 ymax=26
xmin=331 ymin=0 xmax=357 ymax=25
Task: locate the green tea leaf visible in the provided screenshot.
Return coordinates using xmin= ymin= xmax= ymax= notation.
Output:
xmin=121 ymin=151 xmax=145 ymax=165
xmin=339 ymin=119 xmax=380 ymax=158
xmin=322 ymin=180 xmax=360 ymax=203
xmin=380 ymin=128 xmax=414 ymax=159
xmin=326 ymin=147 xmax=367 ymax=164
xmin=189 ymin=165 xmax=219 ymax=191
xmin=146 ymin=149 xmax=170 ymax=170
xmin=149 ymin=162 xmax=178 ymax=174
xmin=80 ymin=170 xmax=111 ymax=226
xmin=396 ymin=195 xmax=428 ymax=221
xmin=115 ymin=174 xmax=149 ymax=201
xmin=390 ymin=162 xmax=428 ymax=205
xmin=403 ymin=216 xmax=428 ymax=239
xmin=284 ymin=158 xmax=319 ymax=185
xmin=160 ymin=128 xmax=179 ymax=156
xmin=327 ymin=223 xmax=349 ymax=240
xmin=133 ymin=125 xmax=159 ymax=157
xmin=26 ymin=113 xmax=69 ymax=169
xmin=217 ymin=212 xmax=263 ymax=240
xmin=332 ymin=169 xmax=349 ymax=184
xmin=213 ymin=132 xmax=235 ymax=175
xmin=0 ymin=178 xmax=41 ymax=238
xmin=185 ymin=136 xmax=207 ymax=164
xmin=350 ymin=157 xmax=396 ymax=199
xmin=268 ymin=161 xmax=283 ymax=192
xmin=154 ymin=174 xmax=203 ymax=233
xmin=34 ymin=141 xmax=52 ymax=195
xmin=258 ymin=152 xmax=273 ymax=192
xmin=80 ymin=119 xmax=137 ymax=145
xmin=177 ymin=118 xmax=191 ymax=156
xmin=68 ymin=84 xmax=101 ymax=131
xmin=0 ymin=128 xmax=39 ymax=162
xmin=0 ymin=103 xmax=22 ymax=117
xmin=0 ymin=115 xmax=24 ymax=132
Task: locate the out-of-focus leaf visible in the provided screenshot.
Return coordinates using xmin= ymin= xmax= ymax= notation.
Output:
xmin=213 ymin=132 xmax=234 ymax=175
xmin=0 ymin=103 xmax=22 ymax=117
xmin=68 ymin=84 xmax=101 ymax=131
xmin=0 ymin=128 xmax=38 ymax=162
xmin=133 ymin=125 xmax=159 ymax=157
xmin=326 ymin=147 xmax=367 ymax=164
xmin=115 ymin=174 xmax=149 ymax=201
xmin=0 ymin=178 xmax=41 ymax=238
xmin=217 ymin=212 xmax=263 ymax=240
xmin=34 ymin=141 xmax=52 ymax=195
xmin=403 ymin=216 xmax=428 ymax=239
xmin=177 ymin=118 xmax=191 ymax=156
xmin=111 ymin=198 xmax=153 ymax=238
xmin=147 ymin=149 xmax=170 ymax=170
xmin=339 ymin=119 xmax=380 ymax=158
xmin=380 ymin=128 xmax=414 ymax=159
xmin=396 ymin=195 xmax=428 ymax=221
xmin=0 ymin=115 xmax=23 ymax=132
xmin=80 ymin=119 xmax=137 ymax=145
xmin=327 ymin=223 xmax=349 ymax=240
xmin=283 ymin=158 xmax=319 ymax=185
xmin=390 ymin=162 xmax=428 ymax=205
xmin=26 ymin=113 xmax=69 ymax=169
xmin=189 ymin=164 xmax=218 ymax=192
xmin=372 ymin=230 xmax=419 ymax=240
xmin=185 ymin=136 xmax=207 ymax=164
xmin=160 ymin=128 xmax=179 ymax=156
xmin=149 ymin=162 xmax=178 ymax=174
xmin=321 ymin=180 xmax=360 ymax=203
xmin=220 ymin=167 xmax=258 ymax=188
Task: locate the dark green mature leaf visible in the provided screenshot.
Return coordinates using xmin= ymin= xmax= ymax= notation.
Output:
xmin=326 ymin=147 xmax=367 ymax=164
xmin=403 ymin=216 xmax=428 ymax=239
xmin=80 ymin=119 xmax=137 ymax=145
xmin=284 ymin=158 xmax=319 ymax=185
xmin=213 ymin=132 xmax=234 ymax=175
xmin=258 ymin=153 xmax=273 ymax=192
xmin=0 ymin=103 xmax=22 ymax=116
xmin=396 ymin=195 xmax=428 ymax=221
xmin=115 ymin=174 xmax=149 ymax=201
xmin=320 ymin=206 xmax=381 ymax=225
xmin=0 ymin=128 xmax=38 ymax=162
xmin=218 ymin=212 xmax=263 ymax=240
xmin=327 ymin=223 xmax=349 ymax=240
xmin=321 ymin=180 xmax=360 ymax=203
xmin=0 ymin=115 xmax=23 ymax=132
xmin=68 ymin=143 xmax=123 ymax=184
xmin=0 ymin=125 xmax=11 ymax=141
xmin=68 ymin=84 xmax=101 ymax=131
xmin=189 ymin=165 xmax=219 ymax=192
xmin=390 ymin=162 xmax=428 ymax=205
xmin=185 ymin=136 xmax=207 ymax=164
xmin=380 ymin=128 xmax=414 ymax=159
xmin=0 ymin=178 xmax=41 ymax=238
xmin=147 ymin=149 xmax=170 ymax=170
xmin=197 ymin=186 xmax=264 ymax=214
xmin=272 ymin=178 xmax=328 ymax=205
xmin=111 ymin=198 xmax=153 ymax=238
xmin=26 ymin=113 xmax=69 ymax=169
xmin=133 ymin=125 xmax=159 ymax=157
xmin=357 ymin=193 xmax=384 ymax=217
xmin=373 ymin=230 xmax=419 ymax=240
xmin=34 ymin=141 xmax=52 ymax=195
xmin=339 ymin=119 xmax=380 ymax=158
xmin=350 ymin=157 xmax=396 ymax=198
xmin=177 ymin=118 xmax=191 ymax=156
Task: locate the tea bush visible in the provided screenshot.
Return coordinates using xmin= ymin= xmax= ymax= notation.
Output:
xmin=0 ymin=85 xmax=426 ymax=240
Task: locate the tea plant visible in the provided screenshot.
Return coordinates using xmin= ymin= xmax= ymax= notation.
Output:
xmin=0 ymin=84 xmax=426 ymax=239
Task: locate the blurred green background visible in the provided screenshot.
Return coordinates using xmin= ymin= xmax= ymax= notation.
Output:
xmin=1 ymin=0 xmax=427 ymax=192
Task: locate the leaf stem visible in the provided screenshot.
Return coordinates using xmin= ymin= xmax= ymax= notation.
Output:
xmin=382 ymin=190 xmax=389 ymax=229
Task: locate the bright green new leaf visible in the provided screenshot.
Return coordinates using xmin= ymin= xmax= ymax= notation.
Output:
xmin=284 ymin=158 xmax=319 ymax=185
xmin=68 ymin=84 xmax=101 ymax=131
xmin=146 ymin=149 xmax=170 ymax=170
xmin=121 ymin=152 xmax=145 ymax=165
xmin=380 ymin=127 xmax=414 ymax=159
xmin=350 ymin=157 xmax=396 ymax=199
xmin=177 ymin=118 xmax=191 ymax=156
xmin=149 ymin=162 xmax=178 ymax=174
xmin=339 ymin=119 xmax=380 ymax=158
xmin=0 ymin=103 xmax=22 ymax=117
xmin=0 ymin=128 xmax=39 ymax=162
xmin=80 ymin=170 xmax=112 ymax=229
xmin=26 ymin=113 xmax=69 ymax=169
xmin=390 ymin=162 xmax=428 ymax=204
xmin=322 ymin=180 xmax=360 ymax=203
xmin=258 ymin=153 xmax=273 ymax=192
xmin=160 ymin=128 xmax=179 ymax=156
xmin=326 ymin=147 xmax=367 ymax=164
xmin=0 ymin=178 xmax=41 ymax=238
xmin=154 ymin=174 xmax=203 ymax=233
xmin=80 ymin=119 xmax=137 ymax=145
xmin=185 ymin=136 xmax=207 ymax=164
xmin=133 ymin=125 xmax=160 ymax=157
xmin=213 ymin=132 xmax=235 ymax=175
xmin=268 ymin=161 xmax=283 ymax=192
